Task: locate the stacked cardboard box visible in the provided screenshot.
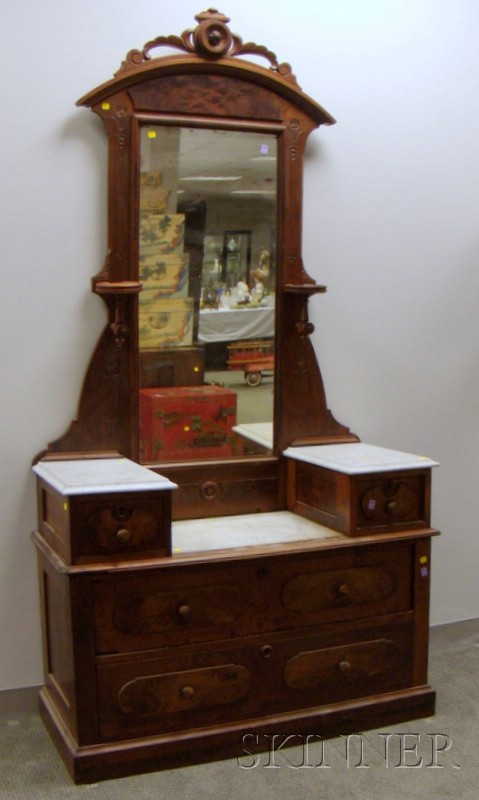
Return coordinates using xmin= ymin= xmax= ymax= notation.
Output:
xmin=138 ymin=178 xmax=193 ymax=350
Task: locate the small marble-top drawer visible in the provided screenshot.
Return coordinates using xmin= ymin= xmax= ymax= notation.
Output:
xmin=33 ymin=457 xmax=176 ymax=563
xmin=285 ymin=443 xmax=438 ymax=536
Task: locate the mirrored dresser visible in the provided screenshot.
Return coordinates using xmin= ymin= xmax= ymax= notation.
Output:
xmin=31 ymin=10 xmax=440 ymax=783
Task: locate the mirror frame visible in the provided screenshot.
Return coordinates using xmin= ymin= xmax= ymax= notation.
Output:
xmin=45 ymin=10 xmax=357 ymax=519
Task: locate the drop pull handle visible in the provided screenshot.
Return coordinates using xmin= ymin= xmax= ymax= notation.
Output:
xmin=116 ymin=528 xmax=131 ymax=543
xmin=337 ymin=583 xmax=350 ymax=597
xmin=177 ymin=604 xmax=192 ymax=621
xmin=180 ymin=685 xmax=195 ymax=699
xmin=338 ymin=660 xmax=351 ymax=674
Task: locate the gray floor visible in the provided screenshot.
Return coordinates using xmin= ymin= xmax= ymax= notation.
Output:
xmin=1 ymin=619 xmax=478 ymax=799
xmin=205 ymin=369 xmax=274 ymax=425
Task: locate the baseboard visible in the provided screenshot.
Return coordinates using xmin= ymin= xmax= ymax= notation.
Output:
xmin=0 ymin=685 xmax=40 ymax=716
xmin=429 ymin=616 xmax=479 ymax=653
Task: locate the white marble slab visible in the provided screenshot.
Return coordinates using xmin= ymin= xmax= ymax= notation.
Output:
xmin=172 ymin=510 xmax=341 ymax=554
xmin=283 ymin=442 xmax=439 ymax=474
xmin=233 ymin=422 xmax=273 ymax=449
xmin=32 ymin=457 xmax=177 ymax=496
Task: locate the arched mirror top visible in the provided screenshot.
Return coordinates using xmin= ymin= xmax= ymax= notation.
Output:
xmin=45 ymin=10 xmax=356 ymax=518
xmin=76 ymin=9 xmax=334 ymax=127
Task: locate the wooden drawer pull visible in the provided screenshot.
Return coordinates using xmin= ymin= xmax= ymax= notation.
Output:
xmin=337 ymin=583 xmax=350 ymax=597
xmin=338 ymin=660 xmax=351 ymax=674
xmin=180 ymin=685 xmax=195 ymax=699
xmin=177 ymin=604 xmax=192 ymax=621
xmin=116 ymin=528 xmax=131 ymax=543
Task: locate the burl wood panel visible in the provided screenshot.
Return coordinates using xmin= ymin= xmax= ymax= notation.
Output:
xmin=129 ymin=74 xmax=284 ymax=120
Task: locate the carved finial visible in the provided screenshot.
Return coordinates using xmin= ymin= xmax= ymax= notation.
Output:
xmin=116 ymin=10 xmax=296 ymax=83
xmin=192 ymin=8 xmax=234 ymax=58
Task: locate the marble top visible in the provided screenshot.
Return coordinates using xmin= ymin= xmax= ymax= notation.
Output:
xmin=233 ymin=422 xmax=273 ymax=449
xmin=32 ymin=457 xmax=177 ymax=495
xmin=172 ymin=511 xmax=341 ymax=554
xmin=283 ymin=442 xmax=439 ymax=474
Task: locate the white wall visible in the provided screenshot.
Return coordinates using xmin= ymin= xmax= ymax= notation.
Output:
xmin=1 ymin=0 xmax=478 ymax=690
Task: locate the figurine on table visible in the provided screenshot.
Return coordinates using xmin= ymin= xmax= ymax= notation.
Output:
xmin=251 ymin=249 xmax=271 ymax=288
xmin=235 ymin=278 xmax=251 ymax=304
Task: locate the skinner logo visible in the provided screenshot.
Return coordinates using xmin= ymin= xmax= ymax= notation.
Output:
xmin=237 ymin=733 xmax=460 ymax=770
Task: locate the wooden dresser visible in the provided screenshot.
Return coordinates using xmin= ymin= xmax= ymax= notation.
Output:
xmin=32 ymin=446 xmax=438 ymax=782
xmin=31 ymin=10 xmax=440 ymax=783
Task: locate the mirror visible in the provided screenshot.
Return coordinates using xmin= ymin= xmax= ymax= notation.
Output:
xmin=138 ymin=126 xmax=277 ymax=462
xmin=47 ymin=10 xmax=356 ymax=519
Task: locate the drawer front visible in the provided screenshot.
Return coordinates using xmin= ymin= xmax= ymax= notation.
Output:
xmin=292 ymin=462 xmax=430 ymax=535
xmin=96 ymin=621 xmax=414 ymax=741
xmin=279 ymin=555 xmax=409 ymax=618
xmin=355 ymin=474 xmax=428 ymax=530
xmin=71 ymin=491 xmax=171 ymax=560
xmin=275 ymin=543 xmax=412 ymax=626
xmin=93 ymin=563 xmax=262 ymax=654
xmin=93 ymin=543 xmax=413 ymax=654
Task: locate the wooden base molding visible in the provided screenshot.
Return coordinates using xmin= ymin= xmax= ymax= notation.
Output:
xmin=39 ymin=685 xmax=436 ymax=783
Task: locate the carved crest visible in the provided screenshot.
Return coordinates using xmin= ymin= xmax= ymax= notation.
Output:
xmin=116 ymin=8 xmax=296 ymax=83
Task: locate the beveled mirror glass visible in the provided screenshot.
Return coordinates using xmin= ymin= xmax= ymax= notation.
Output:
xmin=138 ymin=125 xmax=276 ymax=462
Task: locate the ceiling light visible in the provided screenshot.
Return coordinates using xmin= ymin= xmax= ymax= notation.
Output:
xmin=179 ymin=176 xmax=243 ymax=182
xmin=231 ymin=189 xmax=276 ymax=195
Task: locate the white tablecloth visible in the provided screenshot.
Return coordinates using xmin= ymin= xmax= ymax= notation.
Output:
xmin=198 ymin=306 xmax=274 ymax=343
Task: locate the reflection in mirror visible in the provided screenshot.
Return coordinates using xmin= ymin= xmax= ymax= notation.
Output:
xmin=138 ymin=126 xmax=277 ymax=463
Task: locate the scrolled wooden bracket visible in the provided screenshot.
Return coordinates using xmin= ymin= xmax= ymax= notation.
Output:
xmin=284 ymin=282 xmax=326 ymax=339
xmin=95 ymin=281 xmax=142 ymax=348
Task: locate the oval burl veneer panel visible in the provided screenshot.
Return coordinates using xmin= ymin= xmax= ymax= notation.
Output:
xmin=118 ymin=663 xmax=251 ymax=716
xmin=281 ymin=565 xmax=396 ymax=613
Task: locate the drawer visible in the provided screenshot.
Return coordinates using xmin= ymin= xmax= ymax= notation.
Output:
xmin=93 ymin=543 xmax=413 ymax=654
xmin=96 ymin=621 xmax=414 ymax=741
xmin=93 ymin=561 xmax=263 ymax=654
xmin=288 ymin=460 xmax=431 ymax=535
xmin=279 ymin=553 xmax=411 ymax=618
xmin=36 ymin=482 xmax=172 ymax=563
xmin=33 ymin=459 xmax=176 ymax=564
xmin=71 ymin=491 xmax=172 ymax=562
